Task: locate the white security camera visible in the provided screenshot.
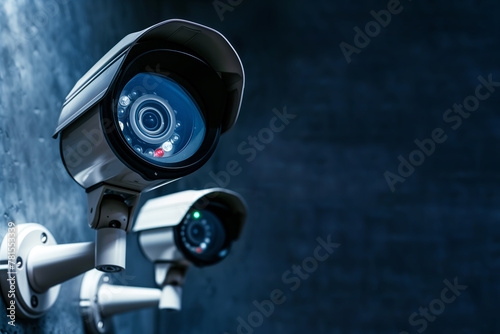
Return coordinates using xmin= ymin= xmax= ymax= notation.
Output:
xmin=134 ymin=187 xmax=246 ymax=266
xmin=134 ymin=188 xmax=247 ymax=310
xmin=0 ymin=189 xmax=246 ymax=319
xmin=78 ymin=188 xmax=247 ymax=334
xmin=0 ymin=19 xmax=245 ymax=320
xmin=53 ymin=19 xmax=245 ymax=272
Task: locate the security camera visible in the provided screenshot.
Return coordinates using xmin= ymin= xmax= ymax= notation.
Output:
xmin=53 ymin=19 xmax=245 ymax=272
xmin=78 ymin=188 xmax=247 ymax=333
xmin=134 ymin=188 xmax=246 ymax=266
xmin=134 ymin=188 xmax=246 ymax=308
xmin=0 ymin=189 xmax=246 ymax=319
xmin=0 ymin=19 xmax=244 ymax=320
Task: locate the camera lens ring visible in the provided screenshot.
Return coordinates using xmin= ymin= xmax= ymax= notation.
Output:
xmin=176 ymin=209 xmax=231 ymax=266
xmin=129 ymin=94 xmax=176 ymax=144
xmin=103 ymin=49 xmax=226 ymax=180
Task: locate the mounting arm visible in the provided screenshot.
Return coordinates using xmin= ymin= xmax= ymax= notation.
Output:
xmin=80 ymin=269 xmax=184 ymax=334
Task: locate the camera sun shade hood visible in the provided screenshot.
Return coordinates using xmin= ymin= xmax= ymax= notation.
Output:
xmin=133 ymin=188 xmax=247 ymax=235
xmin=53 ymin=19 xmax=245 ymax=138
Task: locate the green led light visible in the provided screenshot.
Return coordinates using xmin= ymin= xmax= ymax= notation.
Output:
xmin=193 ymin=211 xmax=201 ymax=219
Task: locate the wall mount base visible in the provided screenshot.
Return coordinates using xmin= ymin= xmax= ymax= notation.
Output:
xmin=0 ymin=223 xmax=60 ymax=318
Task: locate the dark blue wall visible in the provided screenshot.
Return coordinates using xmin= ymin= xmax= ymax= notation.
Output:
xmin=1 ymin=0 xmax=500 ymax=333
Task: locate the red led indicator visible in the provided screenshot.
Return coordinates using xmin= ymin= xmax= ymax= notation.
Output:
xmin=154 ymin=148 xmax=164 ymax=157
xmin=196 ymin=247 xmax=202 ymax=254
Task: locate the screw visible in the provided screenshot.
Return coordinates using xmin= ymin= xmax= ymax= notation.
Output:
xmin=40 ymin=232 xmax=47 ymax=243
xmin=31 ymin=295 xmax=38 ymax=308
xmin=103 ymin=276 xmax=110 ymax=283
xmin=16 ymin=257 xmax=22 ymax=269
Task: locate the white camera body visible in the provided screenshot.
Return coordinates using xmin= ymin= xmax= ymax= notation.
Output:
xmin=52 ymin=19 xmax=245 ymax=273
xmin=55 ymin=19 xmax=245 ymax=194
xmin=134 ymin=188 xmax=247 ymax=266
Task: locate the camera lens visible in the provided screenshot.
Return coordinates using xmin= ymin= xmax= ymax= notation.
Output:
xmin=142 ymin=110 xmax=161 ymax=131
xmin=129 ymin=95 xmax=175 ymax=144
xmin=186 ymin=222 xmax=207 ymax=244
xmin=115 ymin=73 xmax=206 ymax=165
xmin=177 ymin=209 xmax=228 ymax=264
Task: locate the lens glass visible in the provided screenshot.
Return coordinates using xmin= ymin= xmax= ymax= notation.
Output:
xmin=115 ymin=73 xmax=206 ymax=165
xmin=179 ymin=209 xmax=227 ymax=262
xmin=142 ymin=110 xmax=161 ymax=131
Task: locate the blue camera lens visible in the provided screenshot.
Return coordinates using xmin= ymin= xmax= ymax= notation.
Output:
xmin=179 ymin=209 xmax=227 ymax=260
xmin=142 ymin=110 xmax=161 ymax=131
xmin=116 ymin=73 xmax=206 ymax=165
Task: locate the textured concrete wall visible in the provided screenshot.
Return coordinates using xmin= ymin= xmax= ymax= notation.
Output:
xmin=1 ymin=0 xmax=500 ymax=333
xmin=0 ymin=0 xmax=161 ymax=333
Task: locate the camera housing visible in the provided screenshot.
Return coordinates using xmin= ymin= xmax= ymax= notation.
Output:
xmin=76 ymin=188 xmax=247 ymax=333
xmin=133 ymin=188 xmax=246 ymax=309
xmin=54 ymin=19 xmax=244 ymax=197
xmin=134 ymin=188 xmax=246 ymax=266
xmin=53 ymin=19 xmax=245 ymax=271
